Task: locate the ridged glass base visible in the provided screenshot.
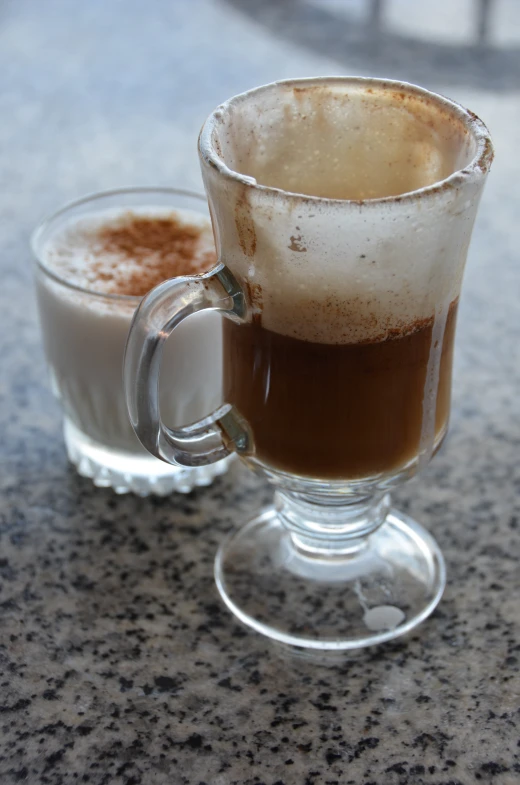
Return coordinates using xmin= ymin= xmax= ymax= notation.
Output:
xmin=64 ymin=417 xmax=232 ymax=495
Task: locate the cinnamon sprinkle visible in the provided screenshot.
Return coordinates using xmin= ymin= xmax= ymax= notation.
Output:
xmin=90 ymin=212 xmax=216 ymax=296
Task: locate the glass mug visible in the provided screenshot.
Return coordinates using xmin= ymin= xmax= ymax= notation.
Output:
xmin=124 ymin=78 xmax=493 ymax=649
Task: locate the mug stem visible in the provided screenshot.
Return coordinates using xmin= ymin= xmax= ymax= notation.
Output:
xmin=275 ymin=489 xmax=390 ymax=555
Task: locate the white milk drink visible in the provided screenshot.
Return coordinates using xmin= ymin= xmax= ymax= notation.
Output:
xmin=33 ymin=198 xmax=226 ymax=494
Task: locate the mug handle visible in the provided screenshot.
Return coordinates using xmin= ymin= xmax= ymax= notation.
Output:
xmin=123 ymin=263 xmax=251 ymax=467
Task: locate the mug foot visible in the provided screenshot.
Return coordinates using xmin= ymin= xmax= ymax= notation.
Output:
xmin=215 ymin=506 xmax=446 ymax=650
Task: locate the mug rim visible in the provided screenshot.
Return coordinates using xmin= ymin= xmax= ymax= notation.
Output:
xmin=30 ymin=186 xmax=211 ymax=302
xmin=198 ymin=76 xmax=494 ymax=206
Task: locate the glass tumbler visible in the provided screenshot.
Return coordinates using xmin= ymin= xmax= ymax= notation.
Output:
xmin=32 ymin=187 xmax=231 ymax=496
xmin=124 ymin=78 xmax=493 ymax=647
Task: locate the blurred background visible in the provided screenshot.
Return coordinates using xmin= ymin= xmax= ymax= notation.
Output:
xmin=2 ymin=0 xmax=518 ymax=192
xmin=1 ymin=0 xmax=519 ymax=473
xmin=2 ymin=0 xmax=518 ymax=201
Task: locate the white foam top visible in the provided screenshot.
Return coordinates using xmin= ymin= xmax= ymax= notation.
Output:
xmin=200 ymin=78 xmax=491 ymax=344
xmin=41 ymin=206 xmax=215 ymax=297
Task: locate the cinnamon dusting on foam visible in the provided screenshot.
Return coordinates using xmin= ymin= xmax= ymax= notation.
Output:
xmin=263 ymin=294 xmax=458 ymax=346
xmin=45 ymin=209 xmax=217 ymax=297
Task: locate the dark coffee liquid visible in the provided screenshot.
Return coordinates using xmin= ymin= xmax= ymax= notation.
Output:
xmin=223 ymin=303 xmax=458 ymax=479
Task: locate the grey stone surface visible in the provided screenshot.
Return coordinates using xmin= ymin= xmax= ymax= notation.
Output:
xmin=0 ymin=0 xmax=519 ymax=783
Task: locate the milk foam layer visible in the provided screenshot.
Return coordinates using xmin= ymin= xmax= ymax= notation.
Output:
xmin=36 ymin=206 xmax=222 ymax=451
xmin=201 ymin=78 xmax=489 ymax=344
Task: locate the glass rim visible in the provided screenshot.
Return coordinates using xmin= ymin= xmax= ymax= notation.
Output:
xmin=30 ymin=185 xmax=210 ymax=302
xmin=199 ymin=76 xmax=494 ymax=206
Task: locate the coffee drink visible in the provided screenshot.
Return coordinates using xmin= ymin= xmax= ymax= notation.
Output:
xmin=199 ymin=81 xmax=479 ymax=481
xmin=224 ymin=301 xmax=457 ymax=479
xmin=157 ymin=77 xmax=494 ymax=646
xmin=34 ymin=203 xmax=222 ymax=486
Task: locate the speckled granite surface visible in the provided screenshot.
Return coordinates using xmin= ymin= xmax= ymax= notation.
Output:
xmin=1 ymin=1 xmax=519 ymax=783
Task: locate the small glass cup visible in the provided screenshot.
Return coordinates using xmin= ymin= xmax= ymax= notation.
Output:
xmin=124 ymin=78 xmax=493 ymax=647
xmin=31 ymin=187 xmax=232 ymax=495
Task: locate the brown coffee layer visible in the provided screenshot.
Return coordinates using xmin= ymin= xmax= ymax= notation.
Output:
xmin=224 ymin=301 xmax=458 ymax=479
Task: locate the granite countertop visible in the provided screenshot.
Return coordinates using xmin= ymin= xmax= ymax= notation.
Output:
xmin=1 ymin=1 xmax=519 ymax=783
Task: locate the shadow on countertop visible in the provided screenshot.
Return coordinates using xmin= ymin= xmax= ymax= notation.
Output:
xmin=223 ymin=0 xmax=520 ymax=91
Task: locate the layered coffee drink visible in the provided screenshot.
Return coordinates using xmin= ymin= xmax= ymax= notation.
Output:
xmin=224 ymin=303 xmax=457 ymax=479
xmin=201 ymin=80 xmax=479 ymax=481
xmin=34 ymin=197 xmax=223 ymax=492
xmin=180 ymin=77 xmax=493 ymax=647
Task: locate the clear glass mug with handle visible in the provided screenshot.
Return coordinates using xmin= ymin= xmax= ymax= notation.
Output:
xmin=124 ymin=77 xmax=493 ymax=649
